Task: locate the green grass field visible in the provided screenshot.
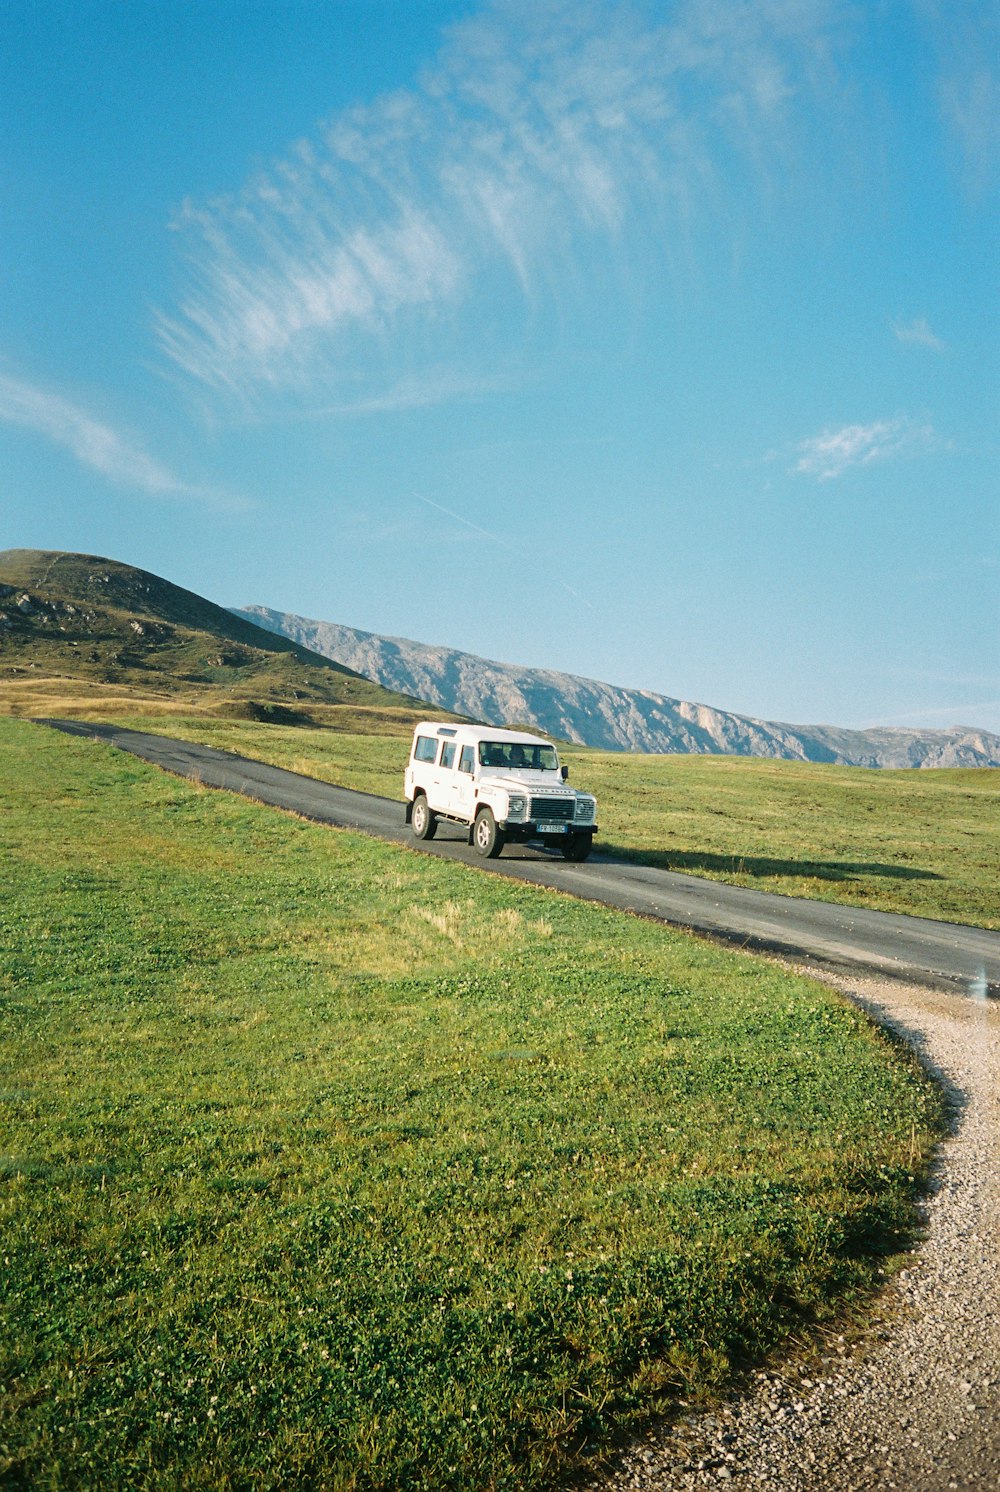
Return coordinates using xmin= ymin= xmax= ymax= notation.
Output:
xmin=114 ymin=715 xmax=1000 ymax=930
xmin=1 ymin=720 xmax=944 ymax=1490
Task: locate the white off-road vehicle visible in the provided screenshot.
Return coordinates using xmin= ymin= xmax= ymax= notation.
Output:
xmin=404 ymin=722 xmax=597 ymax=861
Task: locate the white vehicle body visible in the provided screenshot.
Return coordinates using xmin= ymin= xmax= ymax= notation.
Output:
xmin=404 ymin=721 xmax=597 ymax=860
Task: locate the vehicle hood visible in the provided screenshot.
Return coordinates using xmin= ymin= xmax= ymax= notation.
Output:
xmin=477 ymin=770 xmax=579 ymax=795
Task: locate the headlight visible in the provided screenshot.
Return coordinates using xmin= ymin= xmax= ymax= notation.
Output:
xmin=507 ymin=795 xmax=527 ymax=818
xmin=574 ymin=797 xmax=595 ymax=822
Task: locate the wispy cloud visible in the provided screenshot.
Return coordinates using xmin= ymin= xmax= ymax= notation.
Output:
xmin=0 ymin=369 xmax=241 ymax=507
xmin=158 ymin=0 xmax=848 ymax=404
xmin=793 ymin=416 xmax=937 ymax=480
xmin=918 ymin=0 xmax=1000 ymax=194
xmin=893 ymin=316 xmax=946 ymax=351
xmin=314 ymin=368 xmax=515 ymax=418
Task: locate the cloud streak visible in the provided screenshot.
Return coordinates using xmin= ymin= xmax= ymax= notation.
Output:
xmin=158 ymin=0 xmax=848 ymax=403
xmin=793 ymin=416 xmax=937 ymax=480
xmin=415 ymin=491 xmax=592 ymax=606
xmin=0 ymin=370 xmax=241 ymax=507
xmin=893 ymin=316 xmax=946 ymax=351
xmin=919 ymin=0 xmax=1000 ymax=193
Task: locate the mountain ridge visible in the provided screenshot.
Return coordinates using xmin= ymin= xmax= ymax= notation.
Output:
xmin=235 ymin=604 xmax=1000 ymax=769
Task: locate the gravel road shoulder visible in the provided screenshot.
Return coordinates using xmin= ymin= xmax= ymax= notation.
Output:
xmin=587 ymin=972 xmax=1000 ymax=1491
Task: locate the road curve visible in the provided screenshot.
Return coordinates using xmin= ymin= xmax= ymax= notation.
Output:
xmin=41 ymin=719 xmax=1000 ymax=999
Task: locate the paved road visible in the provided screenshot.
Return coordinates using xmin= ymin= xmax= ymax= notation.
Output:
xmin=42 ymin=718 xmax=1000 ymax=998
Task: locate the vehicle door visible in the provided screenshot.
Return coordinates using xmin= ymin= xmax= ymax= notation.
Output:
xmin=449 ymin=743 xmax=477 ymax=821
xmin=409 ymin=731 xmax=439 ymax=803
xmin=418 ymin=737 xmax=449 ymax=813
xmin=429 ymin=739 xmax=458 ymax=815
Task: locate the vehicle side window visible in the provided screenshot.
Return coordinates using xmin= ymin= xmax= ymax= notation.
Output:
xmin=440 ymin=742 xmax=457 ymax=769
xmin=458 ymin=745 xmax=474 ymax=774
xmin=413 ymin=735 xmax=437 ymax=763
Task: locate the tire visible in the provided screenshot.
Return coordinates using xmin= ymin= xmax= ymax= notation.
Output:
xmin=562 ymin=834 xmax=592 ymax=862
xmin=473 ymin=807 xmax=505 ymax=858
xmin=411 ymin=794 xmax=437 ymax=840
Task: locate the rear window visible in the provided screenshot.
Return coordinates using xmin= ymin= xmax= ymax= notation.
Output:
xmin=413 ymin=735 xmax=438 ymax=763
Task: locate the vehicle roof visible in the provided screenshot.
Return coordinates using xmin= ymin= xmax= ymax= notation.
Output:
xmin=412 ymin=721 xmax=555 ymax=748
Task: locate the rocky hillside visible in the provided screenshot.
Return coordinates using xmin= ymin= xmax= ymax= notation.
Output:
xmin=236 ymin=605 xmax=1000 ymax=769
xmin=0 ymin=550 xmax=425 ymax=721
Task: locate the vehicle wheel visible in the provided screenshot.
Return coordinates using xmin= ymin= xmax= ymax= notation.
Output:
xmin=473 ymin=807 xmax=505 ymax=858
xmin=562 ymin=834 xmax=592 ymax=862
xmin=411 ymin=794 xmax=437 ymax=840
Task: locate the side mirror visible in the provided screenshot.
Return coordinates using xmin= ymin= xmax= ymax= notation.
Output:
xmin=561 ymin=765 xmax=569 ymax=781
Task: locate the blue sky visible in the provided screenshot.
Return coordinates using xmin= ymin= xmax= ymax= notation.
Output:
xmin=3 ymin=0 xmax=998 ymax=732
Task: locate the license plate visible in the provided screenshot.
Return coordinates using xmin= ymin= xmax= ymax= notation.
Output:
xmin=539 ymin=823 xmax=566 ymax=834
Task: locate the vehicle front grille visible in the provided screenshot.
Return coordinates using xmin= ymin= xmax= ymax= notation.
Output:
xmin=530 ymin=797 xmax=574 ymax=823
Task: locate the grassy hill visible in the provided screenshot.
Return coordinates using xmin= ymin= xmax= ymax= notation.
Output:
xmin=0 ymin=549 xmax=433 ymax=728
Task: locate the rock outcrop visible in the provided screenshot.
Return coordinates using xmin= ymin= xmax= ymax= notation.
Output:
xmin=234 ymin=607 xmax=1000 ymax=768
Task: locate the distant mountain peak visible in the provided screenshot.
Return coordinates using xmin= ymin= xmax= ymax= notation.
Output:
xmin=234 ymin=605 xmax=1000 ymax=769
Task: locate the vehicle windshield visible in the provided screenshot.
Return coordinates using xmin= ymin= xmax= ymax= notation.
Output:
xmin=478 ymin=741 xmax=558 ymax=771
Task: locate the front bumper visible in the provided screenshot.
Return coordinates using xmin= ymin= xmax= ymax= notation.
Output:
xmin=503 ymin=820 xmax=598 ymax=841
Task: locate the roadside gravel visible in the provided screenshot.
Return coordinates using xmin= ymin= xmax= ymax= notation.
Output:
xmin=586 ymin=971 xmax=1000 ymax=1491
